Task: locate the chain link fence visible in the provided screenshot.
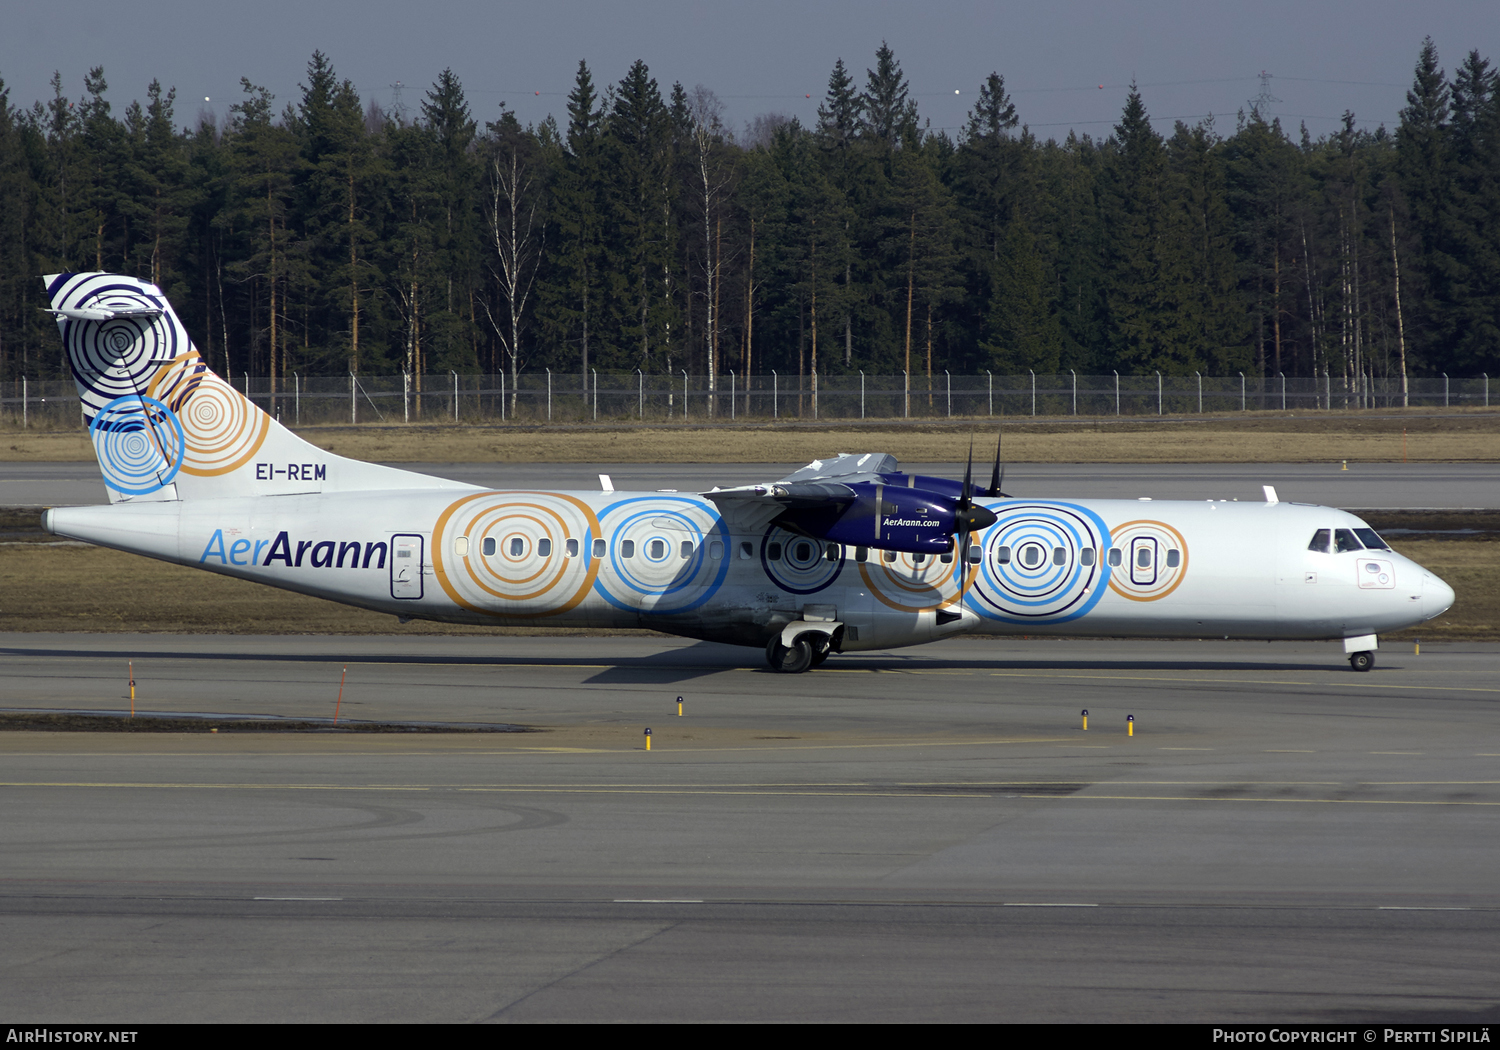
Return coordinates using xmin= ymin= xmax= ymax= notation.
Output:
xmin=2 ymin=371 xmax=1493 ymax=428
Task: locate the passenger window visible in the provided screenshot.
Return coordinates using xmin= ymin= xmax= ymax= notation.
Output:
xmin=856 ymin=546 xmax=869 ymax=563
xmin=710 ymin=541 xmax=724 ymax=559
xmin=1053 ymin=547 xmax=1066 ymax=565
xmin=996 ymin=545 xmax=1011 ymax=565
xmin=621 ymin=540 xmax=635 ymax=559
xmin=939 ymin=552 xmax=953 ymax=564
xmin=592 ymin=539 xmax=606 ymax=559
xmin=1107 ymin=548 xmax=1122 ymax=567
xmin=883 ymin=550 xmax=897 ymax=563
xmin=913 ymin=553 xmax=926 ymax=566
xmin=509 ymin=537 xmax=524 ymax=557
xmin=1334 ymin=529 xmax=1364 ymax=554
xmin=768 ymin=543 xmax=783 ymax=561
xmin=538 ymin=538 xmax=552 ymax=557
xmin=825 ymin=543 xmax=839 ymax=562
xmin=1308 ymin=529 xmax=1331 ymax=553
xmin=483 ymin=537 xmax=496 ymax=557
xmin=680 ymin=540 xmax=694 ymax=558
xmin=968 ymin=545 xmax=982 ymax=564
xmin=740 ymin=541 xmax=753 ymax=559
xmin=794 ymin=541 xmax=811 ymax=560
xmin=565 ymin=538 xmax=579 ymax=558
xmin=1080 ymin=548 xmax=1096 ymax=567
xmin=1136 ymin=547 xmax=1152 ymax=568
xmin=1166 ymin=549 xmax=1181 ymax=568
xmin=649 ymin=539 xmax=666 ymax=559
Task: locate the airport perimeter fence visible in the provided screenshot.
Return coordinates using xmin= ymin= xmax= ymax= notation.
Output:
xmin=2 ymin=370 xmax=1494 ymax=429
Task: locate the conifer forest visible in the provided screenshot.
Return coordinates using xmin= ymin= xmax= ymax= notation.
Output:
xmin=0 ymin=40 xmax=1497 ymax=413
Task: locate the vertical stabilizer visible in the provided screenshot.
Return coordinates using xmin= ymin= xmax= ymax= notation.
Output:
xmin=45 ymin=272 xmax=471 ymax=502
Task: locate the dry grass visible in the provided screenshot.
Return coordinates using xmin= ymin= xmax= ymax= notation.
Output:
xmin=6 ymin=408 xmax=1500 ymax=464
xmin=4 ymin=535 xmax=1494 ymax=639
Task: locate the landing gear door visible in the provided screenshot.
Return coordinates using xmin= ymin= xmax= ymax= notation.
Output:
xmin=391 ymin=533 xmax=424 ymax=600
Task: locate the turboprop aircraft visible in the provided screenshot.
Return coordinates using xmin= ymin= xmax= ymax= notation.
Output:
xmin=41 ymin=272 xmax=1455 ymax=673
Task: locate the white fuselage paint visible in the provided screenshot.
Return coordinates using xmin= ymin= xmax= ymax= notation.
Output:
xmin=46 ymin=490 xmax=1453 ymax=651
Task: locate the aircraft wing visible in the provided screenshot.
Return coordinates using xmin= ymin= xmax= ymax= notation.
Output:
xmin=701 ymin=454 xmax=896 ymax=533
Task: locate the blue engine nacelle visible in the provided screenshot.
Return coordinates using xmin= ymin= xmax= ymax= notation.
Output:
xmin=774 ymin=482 xmax=995 ymax=555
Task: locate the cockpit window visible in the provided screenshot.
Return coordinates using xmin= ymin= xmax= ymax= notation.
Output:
xmin=1334 ymin=528 xmax=1364 ymax=553
xmin=1354 ymin=528 xmax=1391 ymax=551
xmin=1307 ymin=529 xmax=1331 ymax=553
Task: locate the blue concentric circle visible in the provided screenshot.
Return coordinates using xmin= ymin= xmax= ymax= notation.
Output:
xmin=967 ymin=502 xmax=1110 ymax=623
xmin=593 ymin=497 xmax=729 ymax=614
xmin=761 ymin=527 xmax=844 ymax=594
xmin=89 ymin=395 xmax=185 ymax=495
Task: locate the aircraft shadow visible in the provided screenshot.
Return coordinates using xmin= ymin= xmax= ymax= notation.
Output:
xmin=0 ymin=642 xmax=1369 ymax=680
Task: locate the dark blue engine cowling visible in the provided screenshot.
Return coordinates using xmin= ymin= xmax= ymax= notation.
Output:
xmin=776 ymin=483 xmax=958 ymax=555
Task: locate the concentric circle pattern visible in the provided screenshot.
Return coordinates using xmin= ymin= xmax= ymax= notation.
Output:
xmin=761 ymin=527 xmax=844 ymax=594
xmin=432 ymin=492 xmax=602 ymax=618
xmin=1106 ymin=519 xmax=1189 ymax=602
xmin=966 ymin=502 xmax=1110 ymax=623
xmin=859 ymin=545 xmax=967 ymax=613
xmin=148 ymin=353 xmax=269 ymax=475
xmin=89 ymin=395 xmax=185 ymax=495
xmin=593 ymin=497 xmax=728 ymax=614
xmin=51 ymin=274 xmax=186 ymax=423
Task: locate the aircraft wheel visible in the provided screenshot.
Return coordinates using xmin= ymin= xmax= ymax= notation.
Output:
xmin=766 ymin=635 xmax=815 ymax=674
xmin=809 ymin=646 xmax=830 ymax=668
xmin=1349 ymin=650 xmax=1375 ymax=673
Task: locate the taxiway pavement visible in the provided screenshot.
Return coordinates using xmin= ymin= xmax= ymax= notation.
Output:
xmin=2 ymin=633 xmax=1498 ymax=1021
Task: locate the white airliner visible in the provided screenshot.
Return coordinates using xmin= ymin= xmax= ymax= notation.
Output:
xmin=41 ymin=272 xmax=1454 ymax=673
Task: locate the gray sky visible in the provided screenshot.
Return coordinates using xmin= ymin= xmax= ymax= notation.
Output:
xmin=4 ymin=1 xmax=1497 ymax=142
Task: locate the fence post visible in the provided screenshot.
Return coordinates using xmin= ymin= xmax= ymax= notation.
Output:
xmin=547 ymin=368 xmax=553 ymax=422
xmin=1194 ymin=371 xmax=1201 ymax=414
xmin=903 ymin=370 xmax=909 ymax=419
xmin=730 ymin=371 xmax=735 ymax=421
xmin=451 ymin=370 xmax=458 ymax=422
xmin=1444 ymin=372 xmax=1449 ymax=408
xmin=682 ymin=369 xmax=688 ymax=420
xmin=813 ymin=369 xmax=819 ymax=420
xmin=860 ymin=370 xmax=865 ymax=419
xmin=1279 ymin=372 xmax=1285 ymax=411
xmin=294 ymin=373 xmax=300 ymax=426
xmin=403 ymin=372 xmax=410 ymax=423
xmin=1240 ymin=372 xmax=1246 ymax=411
xmin=1485 ymin=373 xmax=1489 ymax=409
xmin=773 ymin=370 xmax=778 ymax=419
xmin=1071 ymin=369 xmax=1077 ymax=415
xmin=592 ymin=369 xmax=598 ymax=421
xmin=21 ymin=376 xmax=26 ymax=429
xmin=946 ymin=370 xmax=951 ymax=418
xmin=501 ymin=369 xmax=507 ymax=422
xmin=1156 ymin=370 xmax=1162 ymax=415
xmin=987 ymin=370 xmax=992 ymax=417
xmin=1325 ymin=369 xmax=1330 ymax=412
xmin=637 ymin=369 xmax=643 ymax=420
xmin=1029 ymin=370 xmax=1035 ymax=417
xmin=350 ymin=373 xmax=357 ymax=424
xmin=1114 ymin=370 xmax=1119 ymax=415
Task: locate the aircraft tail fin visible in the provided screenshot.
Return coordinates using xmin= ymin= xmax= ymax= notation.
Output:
xmin=45 ymin=272 xmax=467 ymax=502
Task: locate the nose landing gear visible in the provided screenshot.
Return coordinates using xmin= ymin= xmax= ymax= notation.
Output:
xmin=1349 ymin=650 xmax=1375 ymax=672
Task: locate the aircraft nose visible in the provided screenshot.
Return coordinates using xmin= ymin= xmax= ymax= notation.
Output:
xmin=1425 ymin=572 xmax=1455 ymax=618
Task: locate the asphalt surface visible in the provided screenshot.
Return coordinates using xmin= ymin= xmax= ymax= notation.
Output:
xmin=4 ymin=459 xmax=1499 ymax=508
xmin=3 ymin=633 xmax=1499 ymax=1022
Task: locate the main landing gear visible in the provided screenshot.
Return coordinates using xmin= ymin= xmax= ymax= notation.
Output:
xmin=766 ymin=633 xmax=829 ymax=673
xmin=1349 ymin=650 xmax=1375 ymax=673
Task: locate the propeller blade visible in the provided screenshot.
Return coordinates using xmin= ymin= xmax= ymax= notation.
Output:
xmin=960 ymin=437 xmax=974 ymax=510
